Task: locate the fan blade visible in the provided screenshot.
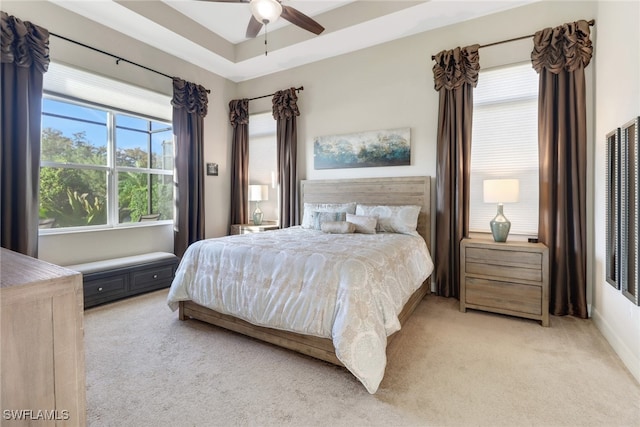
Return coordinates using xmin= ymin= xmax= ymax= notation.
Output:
xmin=246 ymin=15 xmax=264 ymax=38
xmin=280 ymin=5 xmax=325 ymax=35
xmin=196 ymin=1 xmax=248 ymax=3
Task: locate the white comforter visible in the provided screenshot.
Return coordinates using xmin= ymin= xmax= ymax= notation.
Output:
xmin=167 ymin=226 xmax=433 ymax=393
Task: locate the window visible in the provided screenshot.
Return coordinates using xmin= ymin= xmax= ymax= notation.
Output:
xmin=39 ymin=63 xmax=173 ymax=230
xmin=469 ymin=62 xmax=539 ymax=236
xmin=248 ymin=112 xmax=278 ymax=224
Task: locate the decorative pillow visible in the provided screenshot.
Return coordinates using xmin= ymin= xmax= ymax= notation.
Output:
xmin=311 ymin=211 xmax=347 ymax=230
xmin=355 ymin=204 xmax=421 ymax=235
xmin=346 ymin=213 xmax=377 ymax=234
xmin=321 ymin=221 xmax=355 ymax=234
xmin=301 ymin=202 xmax=356 ymax=229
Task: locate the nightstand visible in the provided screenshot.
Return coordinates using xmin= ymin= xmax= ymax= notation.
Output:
xmin=460 ymin=237 xmax=549 ymax=326
xmin=230 ymin=223 xmax=279 ymax=235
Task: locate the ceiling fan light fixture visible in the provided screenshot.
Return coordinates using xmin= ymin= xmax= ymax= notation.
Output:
xmin=250 ymin=0 xmax=282 ymax=24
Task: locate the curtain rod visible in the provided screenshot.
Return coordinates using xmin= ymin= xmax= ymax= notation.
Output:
xmin=430 ymin=19 xmax=595 ymax=60
xmin=248 ymin=86 xmax=304 ymax=101
xmin=49 ymin=32 xmax=211 ymax=93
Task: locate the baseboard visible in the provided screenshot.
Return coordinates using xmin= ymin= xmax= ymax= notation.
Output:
xmin=592 ymin=308 xmax=640 ymax=384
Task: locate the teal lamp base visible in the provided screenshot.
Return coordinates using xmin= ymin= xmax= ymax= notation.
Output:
xmin=252 ymin=204 xmax=264 ymax=226
xmin=490 ymin=203 xmax=511 ymax=242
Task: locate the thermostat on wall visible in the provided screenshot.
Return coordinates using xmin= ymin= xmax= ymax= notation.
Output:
xmin=206 ymin=163 xmax=218 ymax=176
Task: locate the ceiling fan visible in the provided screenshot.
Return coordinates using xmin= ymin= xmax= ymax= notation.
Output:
xmin=201 ymin=0 xmax=325 ymax=39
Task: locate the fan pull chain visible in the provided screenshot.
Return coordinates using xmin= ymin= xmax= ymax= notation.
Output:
xmin=264 ymin=24 xmax=268 ymax=56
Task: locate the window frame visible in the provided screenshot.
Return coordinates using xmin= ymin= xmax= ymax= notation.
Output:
xmin=39 ymin=92 xmax=174 ymax=234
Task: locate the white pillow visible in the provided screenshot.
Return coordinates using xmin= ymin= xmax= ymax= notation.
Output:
xmin=355 ymin=204 xmax=421 ymax=235
xmin=301 ymin=202 xmax=356 ymax=229
xmin=321 ymin=221 xmax=355 ymax=234
xmin=346 ymin=213 xmax=377 ymax=234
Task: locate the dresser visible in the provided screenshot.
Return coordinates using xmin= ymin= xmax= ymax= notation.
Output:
xmin=460 ymin=237 xmax=549 ymax=326
xmin=1 ymin=248 xmax=86 ymax=426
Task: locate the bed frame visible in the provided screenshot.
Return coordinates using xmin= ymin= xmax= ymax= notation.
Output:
xmin=179 ymin=176 xmax=432 ymax=366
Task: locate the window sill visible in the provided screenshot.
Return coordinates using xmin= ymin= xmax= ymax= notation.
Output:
xmin=39 ymin=220 xmax=173 ymax=236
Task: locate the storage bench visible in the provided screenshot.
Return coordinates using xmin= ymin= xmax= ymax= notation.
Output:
xmin=65 ymin=252 xmax=179 ymax=308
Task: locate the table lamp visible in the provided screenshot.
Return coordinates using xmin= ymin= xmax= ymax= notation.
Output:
xmin=248 ymin=184 xmax=268 ymax=226
xmin=483 ymin=179 xmax=519 ymax=242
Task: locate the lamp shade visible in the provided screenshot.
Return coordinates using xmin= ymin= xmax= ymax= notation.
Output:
xmin=248 ymin=184 xmax=269 ymax=202
xmin=483 ymin=179 xmax=519 ymax=204
xmin=250 ymin=0 xmax=282 ymax=24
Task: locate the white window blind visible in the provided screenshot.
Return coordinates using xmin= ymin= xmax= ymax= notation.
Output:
xmin=43 ymin=62 xmax=171 ymax=121
xmin=249 ymin=112 xmax=277 ymax=186
xmin=469 ymin=63 xmax=539 ymax=236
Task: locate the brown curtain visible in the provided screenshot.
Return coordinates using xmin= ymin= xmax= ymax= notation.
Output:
xmin=432 ymin=45 xmax=480 ymax=298
xmin=229 ymin=99 xmax=249 ymax=227
xmin=0 ymin=12 xmax=49 ymax=257
xmin=272 ymin=88 xmax=300 ymax=228
xmin=532 ymin=20 xmax=592 ymax=318
xmin=172 ymin=77 xmax=208 ymax=258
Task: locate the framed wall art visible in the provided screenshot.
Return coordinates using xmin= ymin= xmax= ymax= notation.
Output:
xmin=620 ymin=117 xmax=639 ymax=305
xmin=313 ymin=128 xmax=410 ymax=170
xmin=606 ymin=128 xmax=620 ymax=289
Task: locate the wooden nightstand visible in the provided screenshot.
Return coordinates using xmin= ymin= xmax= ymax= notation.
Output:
xmin=230 ymin=223 xmax=279 ymax=235
xmin=460 ymin=237 xmax=549 ymax=326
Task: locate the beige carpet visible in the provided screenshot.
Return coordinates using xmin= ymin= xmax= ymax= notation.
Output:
xmin=84 ymin=290 xmax=639 ymax=426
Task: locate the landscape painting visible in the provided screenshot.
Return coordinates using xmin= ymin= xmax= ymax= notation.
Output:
xmin=313 ymin=127 xmax=411 ymax=169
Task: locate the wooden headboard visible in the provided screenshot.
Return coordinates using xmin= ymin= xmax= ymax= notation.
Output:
xmin=300 ymin=176 xmax=432 ymax=253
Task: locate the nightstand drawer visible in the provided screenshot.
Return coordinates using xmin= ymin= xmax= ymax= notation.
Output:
xmin=466 ymin=277 xmax=542 ymax=315
xmin=466 ymin=247 xmax=542 ymax=268
xmin=231 ymin=223 xmax=279 ymax=235
xmin=466 ymin=261 xmax=542 ymax=282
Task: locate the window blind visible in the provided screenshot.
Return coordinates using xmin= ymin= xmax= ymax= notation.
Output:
xmin=249 ymin=112 xmax=277 ymax=186
xmin=43 ymin=62 xmax=171 ymax=121
xmin=469 ymin=63 xmax=539 ymax=236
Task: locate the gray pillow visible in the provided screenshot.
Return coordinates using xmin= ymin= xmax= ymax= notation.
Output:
xmin=321 ymin=221 xmax=356 ymax=234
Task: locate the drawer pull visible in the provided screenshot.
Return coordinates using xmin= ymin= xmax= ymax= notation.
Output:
xmin=153 ymin=274 xmax=158 ymax=279
xmin=98 ymin=287 xmax=103 ymax=292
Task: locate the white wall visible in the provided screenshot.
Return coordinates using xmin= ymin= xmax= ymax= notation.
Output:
xmin=239 ymin=1 xmax=639 ymax=382
xmin=2 ymin=1 xmax=236 ymax=265
xmin=592 ymin=0 xmax=640 ymax=383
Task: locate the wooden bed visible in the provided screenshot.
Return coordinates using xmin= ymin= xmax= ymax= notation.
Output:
xmin=178 ymin=176 xmax=432 ymax=366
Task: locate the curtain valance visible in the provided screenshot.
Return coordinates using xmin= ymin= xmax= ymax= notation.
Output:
xmin=171 ymin=77 xmax=209 ymax=118
xmin=532 ymin=19 xmax=593 ymax=74
xmin=229 ymin=99 xmax=249 ymax=128
xmin=1 ymin=11 xmax=49 ymax=72
xmin=272 ymin=88 xmax=300 ymax=120
xmin=432 ymin=44 xmax=480 ymax=91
